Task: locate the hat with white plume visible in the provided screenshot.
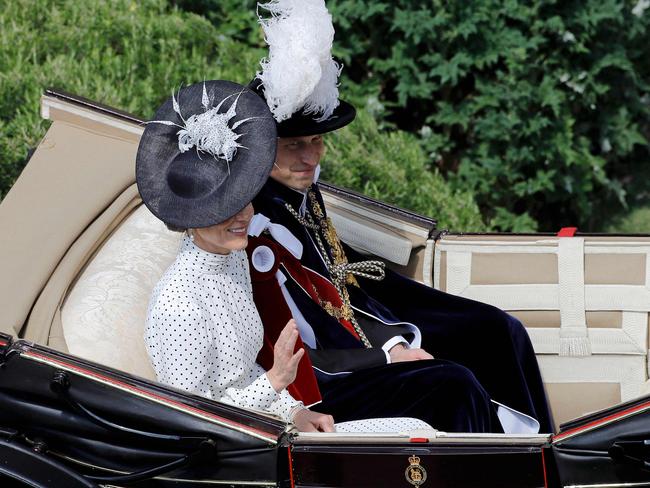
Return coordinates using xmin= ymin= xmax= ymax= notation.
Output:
xmin=250 ymin=0 xmax=356 ymax=137
xmin=136 ymin=80 xmax=277 ymax=229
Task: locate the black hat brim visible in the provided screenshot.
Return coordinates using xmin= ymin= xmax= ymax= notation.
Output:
xmin=247 ymin=78 xmax=356 ymax=138
xmin=136 ymin=80 xmax=277 ymax=229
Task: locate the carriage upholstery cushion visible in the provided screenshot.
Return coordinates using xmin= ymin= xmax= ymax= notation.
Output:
xmin=61 ymin=205 xmax=182 ymax=381
xmin=434 ymin=234 xmax=650 ymax=427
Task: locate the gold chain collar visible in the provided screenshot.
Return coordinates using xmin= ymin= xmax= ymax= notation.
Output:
xmin=282 ymin=189 xmax=387 ymax=348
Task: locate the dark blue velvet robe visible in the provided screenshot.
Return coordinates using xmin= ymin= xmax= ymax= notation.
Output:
xmin=251 ymin=178 xmax=553 ymax=433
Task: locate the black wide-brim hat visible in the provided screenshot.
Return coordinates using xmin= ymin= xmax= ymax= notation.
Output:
xmin=136 ymin=80 xmax=277 ymax=229
xmin=247 ymin=78 xmax=356 ymax=138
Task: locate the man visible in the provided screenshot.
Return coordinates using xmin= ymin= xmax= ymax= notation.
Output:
xmin=246 ymin=101 xmax=551 ymax=433
xmin=246 ymin=0 xmax=552 ymax=433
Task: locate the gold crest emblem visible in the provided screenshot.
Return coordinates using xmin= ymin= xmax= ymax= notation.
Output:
xmin=405 ymin=455 xmax=427 ymax=486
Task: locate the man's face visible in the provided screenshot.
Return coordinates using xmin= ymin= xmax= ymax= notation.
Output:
xmin=271 ymin=134 xmax=325 ymax=191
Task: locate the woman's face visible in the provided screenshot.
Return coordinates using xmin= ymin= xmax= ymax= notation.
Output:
xmin=191 ymin=203 xmax=254 ymax=254
xmin=271 ymin=134 xmax=325 ymax=191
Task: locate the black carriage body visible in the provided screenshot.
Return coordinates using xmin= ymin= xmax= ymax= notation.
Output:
xmin=287 ymin=410 xmax=650 ymax=488
xmin=552 ymin=395 xmax=650 ymax=487
xmin=5 ymin=333 xmax=650 ymax=488
xmin=0 ymin=333 xmax=289 ymax=487
xmin=1 ymin=330 xmax=554 ymax=488
xmin=289 ymin=439 xmax=548 ymax=488
xmin=4 ymin=91 xmax=650 ymax=487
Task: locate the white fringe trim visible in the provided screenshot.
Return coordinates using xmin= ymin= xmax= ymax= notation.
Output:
xmin=559 ymin=333 xmax=592 ymax=357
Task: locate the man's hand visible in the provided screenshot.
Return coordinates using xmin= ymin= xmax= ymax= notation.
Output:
xmin=292 ymin=409 xmax=335 ymax=432
xmin=389 ymin=344 xmax=434 ymax=363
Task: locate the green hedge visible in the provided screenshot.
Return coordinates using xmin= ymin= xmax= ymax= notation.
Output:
xmin=322 ymin=109 xmax=485 ymax=231
xmin=6 ymin=0 xmax=648 ymax=232
xmin=178 ymin=0 xmax=650 ymax=232
xmin=606 ymin=206 xmax=650 ymax=233
xmin=0 ymin=0 xmax=263 ymax=196
xmin=0 ymin=0 xmax=484 ymax=231
xmin=328 ymin=0 xmax=650 ymax=231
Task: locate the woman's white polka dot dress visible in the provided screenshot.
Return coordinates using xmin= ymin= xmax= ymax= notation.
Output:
xmin=145 ymin=236 xmax=301 ymax=421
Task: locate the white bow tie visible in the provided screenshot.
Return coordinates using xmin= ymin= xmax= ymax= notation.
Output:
xmin=248 ymin=213 xmax=303 ymax=259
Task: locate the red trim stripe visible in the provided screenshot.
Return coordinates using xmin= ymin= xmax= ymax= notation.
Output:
xmin=541 ymin=449 xmax=548 ymax=488
xmin=553 ymin=399 xmax=650 ymax=442
xmin=287 ymin=446 xmax=295 ymax=488
xmin=22 ymin=350 xmax=280 ymax=442
xmin=557 ymin=227 xmax=578 ymax=237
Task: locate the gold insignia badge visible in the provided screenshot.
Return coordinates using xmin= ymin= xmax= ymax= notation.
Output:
xmin=405 ymin=455 xmax=427 ymax=486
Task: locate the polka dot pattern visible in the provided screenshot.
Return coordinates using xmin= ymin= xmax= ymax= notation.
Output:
xmin=145 ymin=236 xmax=301 ymax=421
xmin=335 ymin=417 xmax=432 ymax=433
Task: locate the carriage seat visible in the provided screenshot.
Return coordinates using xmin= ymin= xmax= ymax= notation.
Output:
xmin=60 ymin=205 xmax=181 ymax=381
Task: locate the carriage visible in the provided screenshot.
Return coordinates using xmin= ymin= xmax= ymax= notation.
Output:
xmin=1 ymin=89 xmax=650 ymax=487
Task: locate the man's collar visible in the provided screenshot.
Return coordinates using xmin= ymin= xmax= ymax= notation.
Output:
xmin=263 ymin=177 xmax=315 ymax=214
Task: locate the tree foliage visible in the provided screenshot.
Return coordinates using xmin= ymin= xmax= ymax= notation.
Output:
xmin=168 ymin=0 xmax=650 ymax=231
xmin=4 ymin=0 xmax=648 ymax=232
xmin=0 ymin=0 xmax=484 ymax=230
xmin=0 ymin=0 xmax=264 ymax=199
xmin=322 ymin=109 xmax=486 ymax=231
xmin=329 ymin=0 xmax=650 ymax=231
xmin=606 ymin=205 xmax=650 ymax=233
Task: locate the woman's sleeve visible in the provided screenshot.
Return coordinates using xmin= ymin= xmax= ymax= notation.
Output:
xmin=147 ymin=297 xmax=281 ymax=411
xmin=146 ymin=298 xmax=214 ymax=394
xmin=267 ymin=387 xmax=304 ymax=422
xmin=222 ymin=363 xmax=280 ymax=411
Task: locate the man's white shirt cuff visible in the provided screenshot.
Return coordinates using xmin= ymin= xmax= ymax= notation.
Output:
xmin=382 ymin=336 xmax=410 ymax=363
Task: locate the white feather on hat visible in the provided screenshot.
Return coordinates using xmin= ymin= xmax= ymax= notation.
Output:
xmin=257 ymin=0 xmax=342 ymax=123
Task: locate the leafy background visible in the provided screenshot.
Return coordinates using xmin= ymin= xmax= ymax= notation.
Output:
xmin=1 ymin=0 xmax=649 ymax=232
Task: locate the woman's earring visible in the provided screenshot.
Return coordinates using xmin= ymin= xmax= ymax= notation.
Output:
xmin=188 ymin=230 xmax=195 ymax=242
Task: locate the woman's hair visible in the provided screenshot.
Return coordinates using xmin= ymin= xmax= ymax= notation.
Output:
xmin=165 ymin=223 xmax=187 ymax=233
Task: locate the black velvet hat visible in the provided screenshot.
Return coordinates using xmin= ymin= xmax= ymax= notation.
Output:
xmin=247 ymin=78 xmax=356 ymax=138
xmin=252 ymin=0 xmax=356 ymax=137
xmin=136 ymin=80 xmax=277 ymax=229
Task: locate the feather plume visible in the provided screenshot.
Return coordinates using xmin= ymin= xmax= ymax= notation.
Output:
xmin=257 ymin=0 xmax=341 ymax=122
xmin=148 ymin=85 xmax=258 ymax=171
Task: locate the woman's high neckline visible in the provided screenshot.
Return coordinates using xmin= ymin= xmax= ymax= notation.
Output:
xmin=179 ymin=235 xmax=236 ymax=272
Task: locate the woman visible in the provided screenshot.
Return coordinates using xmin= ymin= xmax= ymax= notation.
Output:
xmin=136 ymin=80 xmax=429 ymax=432
xmin=145 ymin=203 xmax=333 ymax=431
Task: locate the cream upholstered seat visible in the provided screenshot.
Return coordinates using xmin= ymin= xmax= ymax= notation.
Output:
xmin=60 ymin=205 xmax=182 ymax=381
xmin=434 ymin=234 xmax=650 ymax=427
